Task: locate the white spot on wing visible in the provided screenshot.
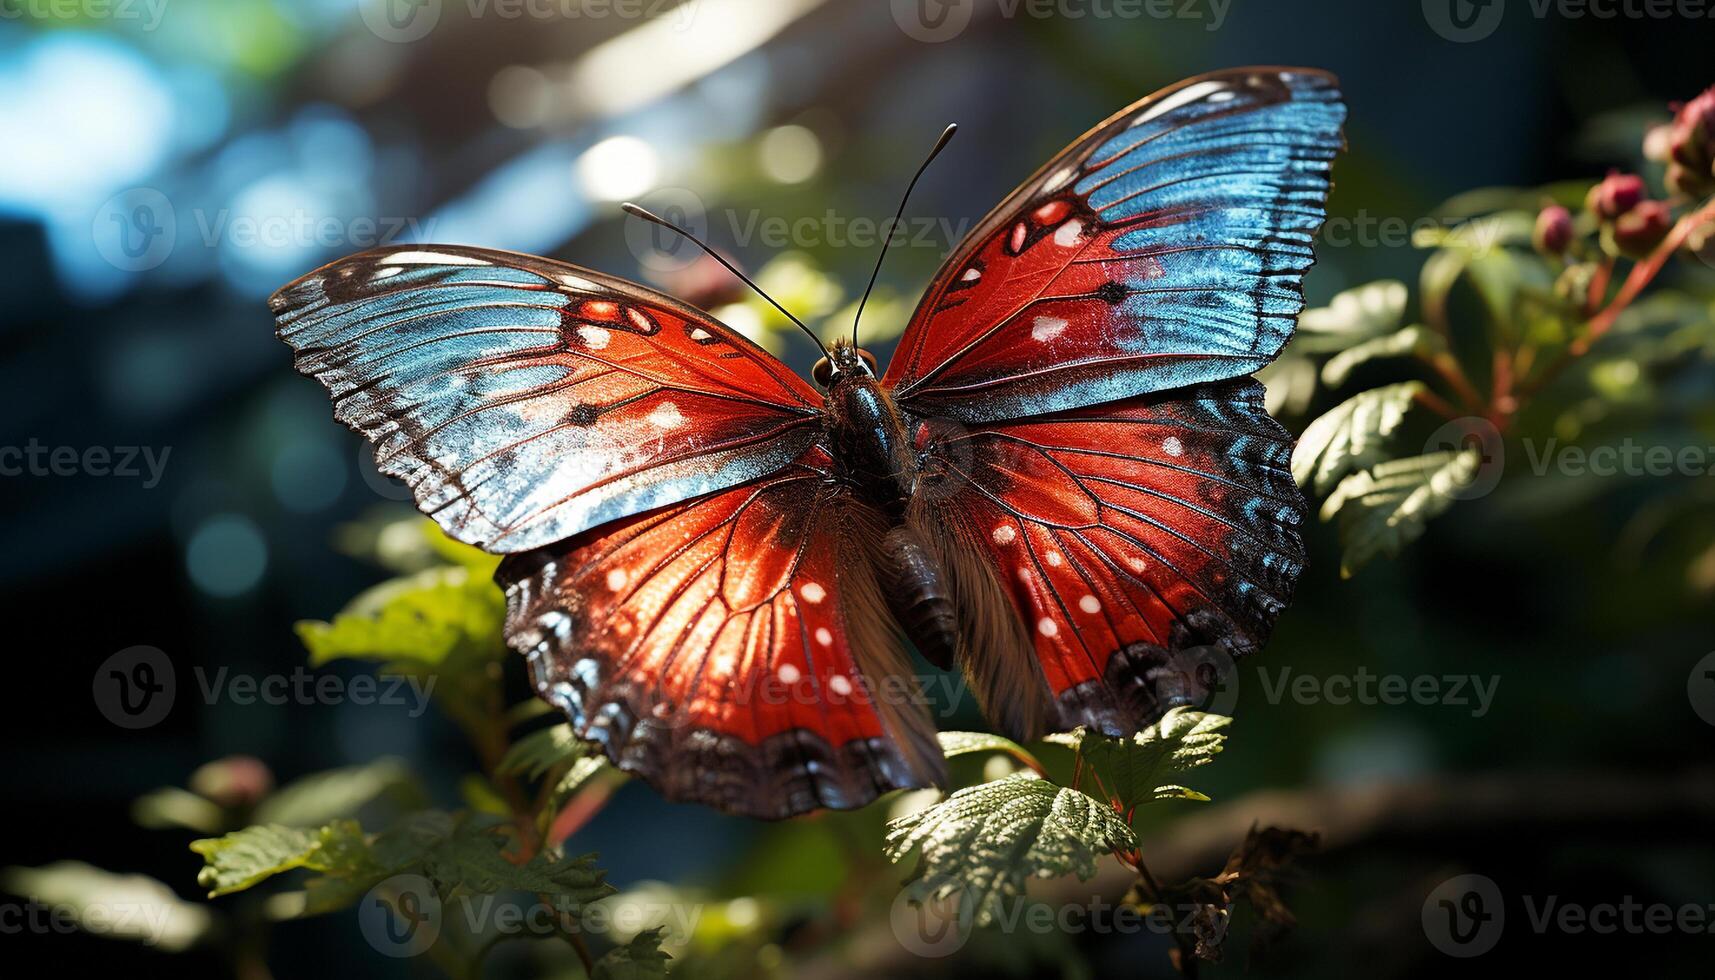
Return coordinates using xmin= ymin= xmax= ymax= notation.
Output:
xmin=578 ymin=325 xmax=611 ymax=350
xmin=1045 ymin=551 xmax=1064 ymax=567
xmin=1031 ymin=316 xmax=1068 ymax=343
xmin=1037 ymin=618 xmax=1059 ymax=638
xmin=992 ymin=524 xmax=1017 ymax=545
xmin=828 ymin=674 xmax=853 ymax=696
xmin=1079 ymin=595 xmax=1101 ymax=614
xmin=1054 ymin=220 xmax=1083 ymax=247
xmin=387 ymin=250 xmax=487 ymax=266
xmin=961 ymin=267 xmax=981 ymax=282
xmin=647 ymin=401 xmax=686 ymax=429
xmin=815 ymin=627 xmax=834 ymax=647
xmin=1162 ymin=436 xmax=1185 ymax=457
xmin=606 ymin=568 xmax=628 ymax=591
xmin=799 ymin=582 xmax=826 ymax=604
xmin=778 ymin=663 xmax=801 ymax=684
xmin=1042 ymin=166 xmax=1077 ymax=193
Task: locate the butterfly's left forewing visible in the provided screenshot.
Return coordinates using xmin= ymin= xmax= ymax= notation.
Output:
xmin=273 ymin=246 xmax=824 ymax=554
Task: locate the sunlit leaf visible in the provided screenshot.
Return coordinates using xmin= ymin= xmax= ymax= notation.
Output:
xmin=593 ymin=926 xmax=672 ymax=980
xmin=254 ymin=758 xmax=421 ymax=827
xmin=191 ymin=821 xmax=370 ymax=898
xmin=1294 ymin=280 xmax=1408 ymax=353
xmin=0 ymin=862 xmax=214 ymax=951
xmin=1293 ymin=382 xmax=1427 ymax=494
xmin=499 ymin=724 xmax=589 ymax=780
xmin=295 ymin=566 xmax=504 ymax=669
xmin=1055 ymin=709 xmax=1231 ymax=811
xmin=884 ymin=773 xmax=1136 ymax=926
xmin=1322 ymin=450 xmax=1482 ymax=577
xmin=1321 ymin=324 xmax=1445 ymax=387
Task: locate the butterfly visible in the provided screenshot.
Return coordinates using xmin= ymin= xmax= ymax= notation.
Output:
xmin=272 ymin=67 xmax=1345 ymax=819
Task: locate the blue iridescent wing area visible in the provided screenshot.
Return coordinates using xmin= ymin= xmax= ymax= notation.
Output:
xmin=272 ymin=246 xmax=824 ymax=553
xmin=883 ymin=67 xmax=1346 ymax=423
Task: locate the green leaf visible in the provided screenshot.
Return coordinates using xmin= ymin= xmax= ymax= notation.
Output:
xmin=593 ymin=926 xmax=672 ymax=980
xmin=884 ymin=773 xmax=1137 ymax=926
xmin=1321 ymin=325 xmax=1445 ymax=387
xmin=1293 ymin=382 xmax=1427 ymax=495
xmin=1321 ymin=450 xmax=1482 ymax=577
xmin=191 ymin=821 xmax=370 ymax=898
xmin=1294 ymin=280 xmax=1407 ymax=353
xmin=0 ymin=862 xmax=215 ymax=951
xmin=369 ymin=812 xmax=614 ymax=902
xmin=131 ymin=787 xmax=226 ymax=834
xmin=253 ymin=758 xmax=421 ymax=827
xmin=295 ymin=565 xmax=504 ymax=670
xmin=1063 ymin=709 xmax=1231 ymax=811
xmin=935 ymin=731 xmax=1043 ymax=770
xmin=499 ymin=724 xmax=589 ymax=780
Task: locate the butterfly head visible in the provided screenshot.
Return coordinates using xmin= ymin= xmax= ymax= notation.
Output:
xmin=813 ymin=338 xmax=879 ymax=389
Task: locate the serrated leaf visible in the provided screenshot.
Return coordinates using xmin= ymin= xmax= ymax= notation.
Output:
xmin=884 ymin=773 xmax=1136 ymax=926
xmin=1321 ymin=450 xmax=1481 ymax=577
xmin=1073 ymin=709 xmax=1231 ymax=812
xmin=1 ymin=862 xmax=215 ymax=951
xmin=371 ymin=812 xmax=614 ymax=903
xmin=499 ymin=724 xmax=589 ymax=780
xmin=253 ymin=758 xmax=421 ymax=827
xmin=594 ymin=926 xmax=673 ymax=980
xmin=1295 ymin=280 xmax=1408 ymax=353
xmin=1293 ymin=382 xmax=1427 ymax=494
xmin=936 ymin=732 xmax=1036 ymax=762
xmin=1321 ymin=325 xmax=1445 ymax=387
xmin=191 ymin=821 xmax=370 ymax=897
xmin=295 ymin=565 xmax=504 ymax=669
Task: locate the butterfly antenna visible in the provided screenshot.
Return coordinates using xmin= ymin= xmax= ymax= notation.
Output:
xmin=852 ymin=123 xmax=958 ymax=348
xmin=620 ymin=202 xmax=830 ymax=360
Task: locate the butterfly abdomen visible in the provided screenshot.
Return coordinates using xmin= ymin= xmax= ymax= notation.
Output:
xmin=879 ymin=526 xmax=959 ymax=670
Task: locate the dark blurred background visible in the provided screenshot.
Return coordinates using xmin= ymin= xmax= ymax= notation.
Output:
xmin=3 ymin=0 xmax=1713 ymax=977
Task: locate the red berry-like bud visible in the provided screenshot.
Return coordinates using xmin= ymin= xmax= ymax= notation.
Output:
xmin=1586 ymin=171 xmax=1646 ymax=220
xmin=191 ymin=755 xmax=275 ymax=809
xmin=1533 ymin=204 xmax=1574 ymax=255
xmin=1609 ymin=199 xmax=1672 ymax=257
xmin=1667 ymin=87 xmax=1715 ymax=197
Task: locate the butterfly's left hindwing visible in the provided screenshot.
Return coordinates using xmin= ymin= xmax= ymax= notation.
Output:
xmin=500 ymin=447 xmax=945 ymax=819
xmin=272 ymin=246 xmax=823 ymax=553
xmin=914 ymin=380 xmax=1305 ymax=739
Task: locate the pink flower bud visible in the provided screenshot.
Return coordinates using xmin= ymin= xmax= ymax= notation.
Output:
xmin=1609 ymin=199 xmax=1672 ymax=257
xmin=1667 ymin=87 xmax=1715 ymax=196
xmin=1533 ymin=204 xmax=1574 ymax=255
xmin=1586 ymin=171 xmax=1646 ymax=220
xmin=190 ymin=755 xmax=274 ymax=809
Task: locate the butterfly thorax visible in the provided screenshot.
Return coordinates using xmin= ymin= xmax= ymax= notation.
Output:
xmin=821 ymin=341 xmax=912 ymax=515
